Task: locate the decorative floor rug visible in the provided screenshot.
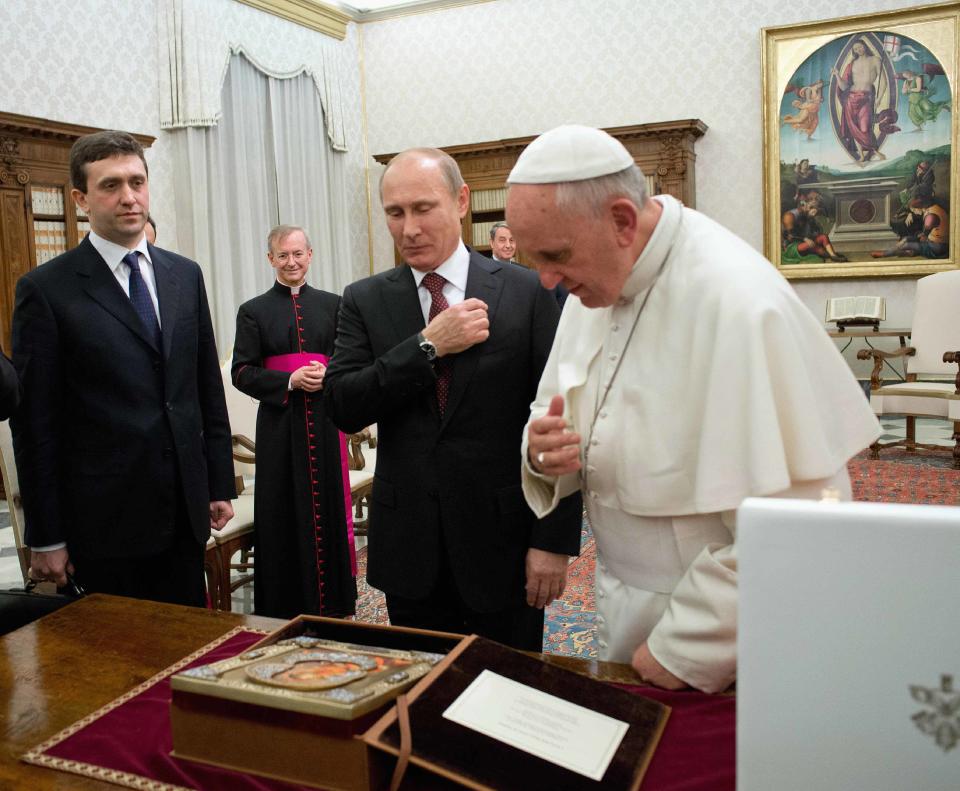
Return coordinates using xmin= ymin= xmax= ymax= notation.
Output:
xmin=351 ymin=524 xmax=599 ymax=657
xmin=352 ymin=449 xmax=959 ymax=657
xmin=848 ymin=448 xmax=960 ymax=504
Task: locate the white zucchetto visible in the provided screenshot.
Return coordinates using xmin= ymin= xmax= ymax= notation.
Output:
xmin=507 ymin=125 xmax=635 ymax=184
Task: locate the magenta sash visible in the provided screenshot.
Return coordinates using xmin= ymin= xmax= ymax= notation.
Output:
xmin=262 ymin=352 xmax=325 ymax=373
xmin=262 ymin=352 xmax=357 ymax=576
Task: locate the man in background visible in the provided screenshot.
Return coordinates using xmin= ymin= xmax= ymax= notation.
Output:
xmin=144 ymin=214 xmax=157 ymax=245
xmin=489 ymin=220 xmax=567 ymax=307
xmin=12 ymin=130 xmax=235 ymax=605
xmin=232 ymin=225 xmax=356 ymax=619
xmin=509 ymin=125 xmax=879 ymax=691
xmin=488 ymin=221 xmax=517 ymax=264
xmin=325 ymin=148 xmax=582 ymax=650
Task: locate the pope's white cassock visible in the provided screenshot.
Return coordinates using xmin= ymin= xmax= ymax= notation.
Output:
xmin=521 ymin=194 xmax=880 ymax=693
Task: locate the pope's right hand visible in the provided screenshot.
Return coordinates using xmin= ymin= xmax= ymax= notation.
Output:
xmin=527 ymin=395 xmax=582 ymax=476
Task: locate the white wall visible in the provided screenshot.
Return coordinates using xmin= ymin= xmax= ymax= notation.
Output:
xmin=2 ymin=0 xmax=934 ymax=374
xmin=1 ymin=0 xmax=179 ymax=244
xmin=358 ymin=0 xmax=921 ymax=374
xmin=0 ymin=0 xmax=371 ymax=329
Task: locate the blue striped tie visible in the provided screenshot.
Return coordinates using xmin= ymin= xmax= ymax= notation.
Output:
xmin=122 ymin=251 xmax=161 ymax=349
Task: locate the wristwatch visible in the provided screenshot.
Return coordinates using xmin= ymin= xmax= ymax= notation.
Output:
xmin=417 ymin=333 xmax=438 ymax=362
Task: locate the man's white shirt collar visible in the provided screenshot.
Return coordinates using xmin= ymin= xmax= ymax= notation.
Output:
xmin=89 ymin=229 xmax=161 ymax=324
xmin=89 ymin=229 xmax=152 ymax=273
xmin=411 ymin=241 xmax=469 ymax=292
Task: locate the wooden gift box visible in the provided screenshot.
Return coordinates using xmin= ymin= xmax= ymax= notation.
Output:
xmin=170 ymin=616 xmax=464 ymax=791
xmin=363 ymin=634 xmax=670 ymax=791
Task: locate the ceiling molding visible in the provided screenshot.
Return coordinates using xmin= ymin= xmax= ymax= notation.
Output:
xmin=233 ymin=0 xmax=351 ymax=39
xmin=334 ymin=0 xmax=494 ymax=23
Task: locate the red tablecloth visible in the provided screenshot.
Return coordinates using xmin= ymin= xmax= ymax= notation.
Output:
xmin=621 ymin=684 xmax=734 ymax=790
xmin=24 ymin=630 xmax=734 ymax=790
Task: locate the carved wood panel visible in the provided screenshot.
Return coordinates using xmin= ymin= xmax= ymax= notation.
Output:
xmin=374 ymin=119 xmax=706 ymax=265
xmin=0 ymin=189 xmax=31 ymax=354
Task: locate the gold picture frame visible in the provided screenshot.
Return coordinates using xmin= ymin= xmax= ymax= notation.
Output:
xmin=762 ymin=2 xmax=959 ymax=279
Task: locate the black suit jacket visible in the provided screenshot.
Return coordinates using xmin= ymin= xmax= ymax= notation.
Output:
xmin=489 ymin=255 xmax=569 ymax=307
xmin=325 ymin=251 xmax=582 ymax=612
xmin=11 ymin=237 xmax=235 ymax=559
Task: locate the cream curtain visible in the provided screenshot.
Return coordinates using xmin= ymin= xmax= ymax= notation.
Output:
xmin=171 ymin=53 xmax=352 ymax=348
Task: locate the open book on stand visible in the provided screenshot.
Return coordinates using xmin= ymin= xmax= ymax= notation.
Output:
xmin=825 ymin=296 xmax=886 ymax=331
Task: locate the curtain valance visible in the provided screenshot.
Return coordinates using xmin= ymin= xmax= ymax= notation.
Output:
xmin=158 ymin=0 xmax=348 ymax=151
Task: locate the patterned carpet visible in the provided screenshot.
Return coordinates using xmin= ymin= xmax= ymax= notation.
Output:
xmin=351 ymin=433 xmax=959 ymax=658
xmin=848 ymin=447 xmax=960 ymax=504
xmin=351 ymin=523 xmax=599 ymax=657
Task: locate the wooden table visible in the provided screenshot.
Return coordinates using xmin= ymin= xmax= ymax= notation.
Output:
xmin=827 ymin=326 xmax=911 ymax=345
xmin=0 ymin=594 xmax=640 ymax=790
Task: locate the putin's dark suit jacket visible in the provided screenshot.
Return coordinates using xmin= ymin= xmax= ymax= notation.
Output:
xmin=325 ymin=250 xmax=582 ymax=613
xmin=11 ymin=237 xmax=235 ymax=559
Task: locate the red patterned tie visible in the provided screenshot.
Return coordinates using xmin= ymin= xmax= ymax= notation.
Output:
xmin=422 ymin=272 xmax=452 ymax=415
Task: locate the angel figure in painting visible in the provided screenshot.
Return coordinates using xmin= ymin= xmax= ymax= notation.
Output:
xmin=782 ymin=79 xmax=825 ymax=140
xmin=899 ymin=66 xmax=952 ymax=131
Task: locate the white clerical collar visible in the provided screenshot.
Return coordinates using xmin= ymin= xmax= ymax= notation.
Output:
xmin=89 ymin=229 xmax=152 ymax=274
xmin=276 ymin=278 xmax=307 ymax=295
xmin=619 ymin=195 xmax=681 ymax=303
xmin=411 ymin=241 xmax=470 ymax=291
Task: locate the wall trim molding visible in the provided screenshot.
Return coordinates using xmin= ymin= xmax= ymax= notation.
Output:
xmin=0 ymin=111 xmax=155 ymax=149
xmin=347 ymin=0 xmax=494 ymax=24
xmin=233 ymin=0 xmax=351 ymax=39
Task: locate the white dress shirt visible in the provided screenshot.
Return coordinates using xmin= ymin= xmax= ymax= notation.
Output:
xmin=410 ymin=241 xmax=469 ymax=325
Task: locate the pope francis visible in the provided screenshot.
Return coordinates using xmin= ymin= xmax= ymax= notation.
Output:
xmin=508 ymin=125 xmax=880 ymax=694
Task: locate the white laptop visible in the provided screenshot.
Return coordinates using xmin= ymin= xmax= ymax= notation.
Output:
xmin=737 ymin=498 xmax=960 ymax=791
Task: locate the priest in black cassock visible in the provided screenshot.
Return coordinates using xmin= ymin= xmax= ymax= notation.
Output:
xmin=231 ymin=225 xmax=356 ymax=619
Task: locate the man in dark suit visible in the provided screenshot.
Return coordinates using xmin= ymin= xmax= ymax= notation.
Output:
xmin=489 ymin=221 xmax=567 ymax=307
xmin=11 ymin=130 xmax=235 ymax=606
xmin=325 ymin=148 xmax=582 ymax=650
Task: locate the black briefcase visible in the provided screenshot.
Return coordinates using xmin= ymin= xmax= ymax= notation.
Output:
xmin=0 ymin=575 xmax=85 ymax=636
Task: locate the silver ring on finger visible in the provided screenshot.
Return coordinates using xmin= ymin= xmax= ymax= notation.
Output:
xmin=537 ymin=451 xmax=545 ymax=465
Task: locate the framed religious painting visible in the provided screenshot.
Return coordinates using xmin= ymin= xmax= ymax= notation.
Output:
xmin=762 ymin=3 xmax=959 ymax=279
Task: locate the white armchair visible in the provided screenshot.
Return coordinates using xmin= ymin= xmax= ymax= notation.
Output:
xmin=204 ymin=360 xmax=259 ymax=610
xmin=857 ymin=270 xmax=960 ymax=468
xmin=348 ymin=425 xmax=377 ymax=537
